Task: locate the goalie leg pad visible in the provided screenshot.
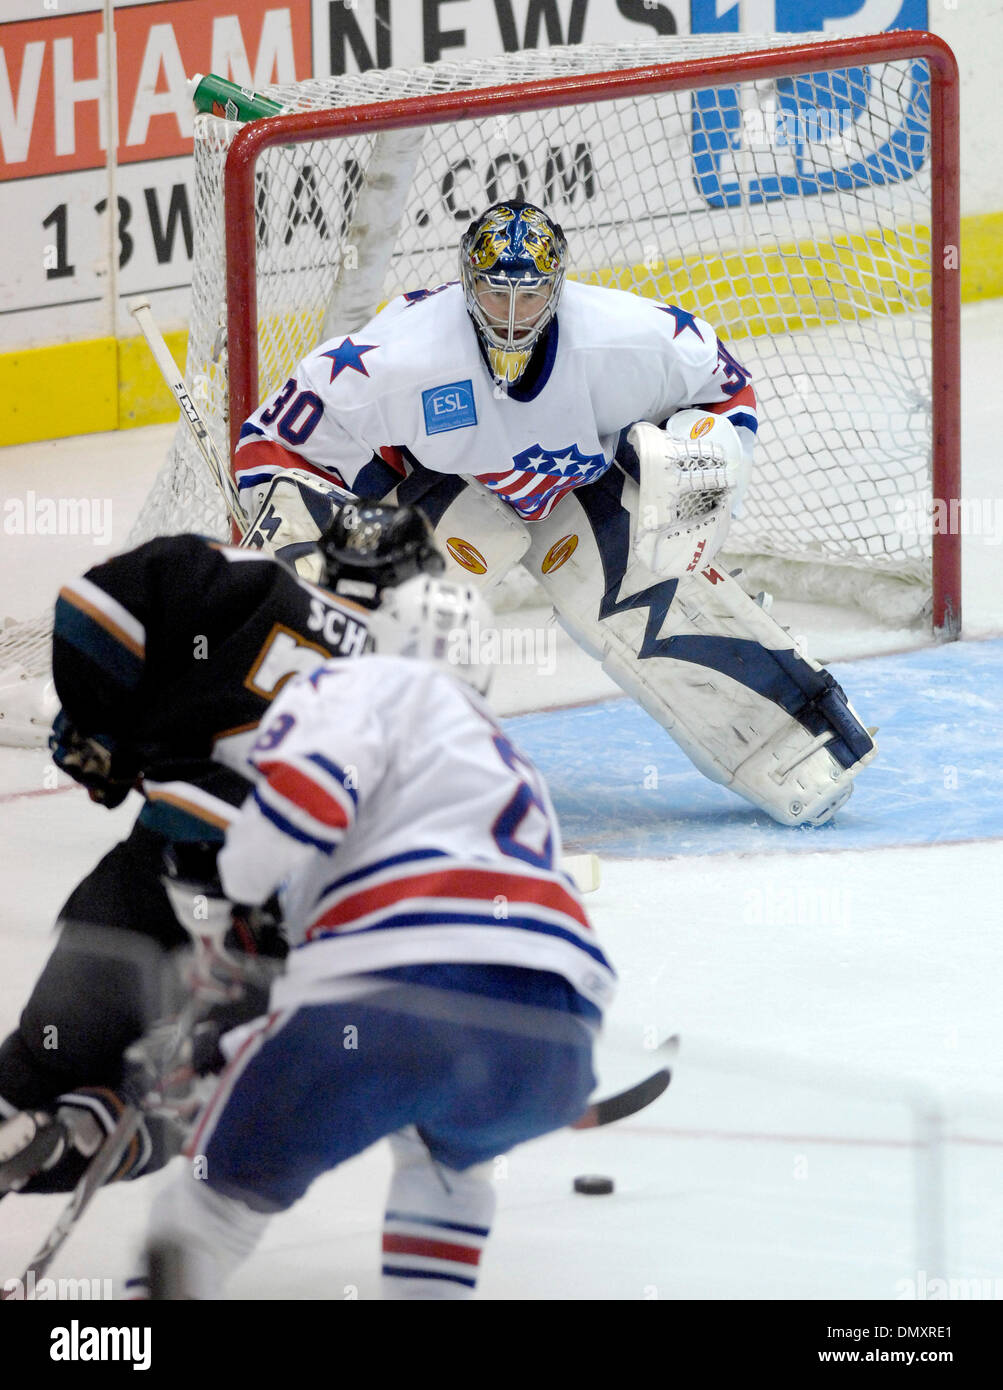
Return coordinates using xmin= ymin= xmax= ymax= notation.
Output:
xmin=525 ymin=470 xmax=875 ymax=826
xmin=375 ymin=462 xmax=532 ymax=593
xmin=597 ymin=625 xmax=875 ymax=827
xmin=424 ymin=479 xmax=531 ymax=593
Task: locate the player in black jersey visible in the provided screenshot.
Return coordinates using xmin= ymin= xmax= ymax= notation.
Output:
xmin=0 ymin=505 xmax=444 ymax=1196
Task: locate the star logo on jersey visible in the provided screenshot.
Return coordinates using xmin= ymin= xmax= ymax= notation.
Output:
xmin=658 ymin=305 xmax=704 ymax=340
xmin=512 ymin=442 xmax=607 ymax=479
xmin=321 ymin=337 xmax=378 ymax=383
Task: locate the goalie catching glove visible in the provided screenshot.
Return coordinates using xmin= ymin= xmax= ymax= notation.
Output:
xmin=629 ymin=409 xmax=748 ymax=579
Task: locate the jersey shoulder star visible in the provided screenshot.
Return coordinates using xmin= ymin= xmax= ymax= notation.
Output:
xmin=657 ymin=305 xmax=704 ymax=340
xmin=321 ymin=337 xmax=378 ymax=382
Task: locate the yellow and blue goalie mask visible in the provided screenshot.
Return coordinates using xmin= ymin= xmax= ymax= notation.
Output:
xmin=460 ymin=202 xmax=567 ymax=385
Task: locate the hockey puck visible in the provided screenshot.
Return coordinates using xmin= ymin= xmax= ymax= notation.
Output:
xmin=573 ymin=1174 xmax=614 ymax=1195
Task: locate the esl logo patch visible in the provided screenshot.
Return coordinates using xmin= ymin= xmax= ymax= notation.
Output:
xmin=422 ymin=380 xmax=477 ymax=436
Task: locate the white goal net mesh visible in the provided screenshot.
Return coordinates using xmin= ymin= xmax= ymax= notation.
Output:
xmin=0 ymin=33 xmax=940 ymax=738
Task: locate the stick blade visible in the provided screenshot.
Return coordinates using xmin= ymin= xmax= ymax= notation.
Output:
xmin=581 ymin=1068 xmax=671 ymax=1129
xmin=570 ymin=1035 xmax=679 ymax=1130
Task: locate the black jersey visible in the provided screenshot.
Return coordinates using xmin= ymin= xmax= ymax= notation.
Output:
xmin=52 ymin=535 xmax=373 ymax=840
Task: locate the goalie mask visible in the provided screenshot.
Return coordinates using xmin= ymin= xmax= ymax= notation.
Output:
xmin=375 ymin=575 xmax=495 ymax=696
xmin=316 ymin=503 xmax=445 ymax=608
xmin=460 ymin=201 xmax=567 ymax=386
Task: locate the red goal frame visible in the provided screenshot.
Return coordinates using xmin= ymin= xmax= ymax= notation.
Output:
xmin=223 ymin=31 xmax=961 ymax=636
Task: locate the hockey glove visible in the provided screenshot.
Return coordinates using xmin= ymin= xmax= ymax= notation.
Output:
xmin=49 ymin=710 xmax=140 ymax=807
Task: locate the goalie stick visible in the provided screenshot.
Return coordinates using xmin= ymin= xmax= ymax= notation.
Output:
xmin=128 ymin=297 xmax=247 ymax=537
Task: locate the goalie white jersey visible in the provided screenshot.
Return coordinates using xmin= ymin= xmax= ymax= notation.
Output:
xmin=235 ymin=280 xmax=757 ymax=523
xmin=217 ymin=654 xmax=616 ymax=1017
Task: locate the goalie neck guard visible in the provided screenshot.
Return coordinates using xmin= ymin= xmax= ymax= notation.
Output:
xmin=460 ymin=201 xmax=567 ymax=387
xmin=316 ymin=503 xmax=445 ymax=608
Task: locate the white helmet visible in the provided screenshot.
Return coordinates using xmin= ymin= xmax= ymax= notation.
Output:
xmin=374 ymin=575 xmax=495 ymax=695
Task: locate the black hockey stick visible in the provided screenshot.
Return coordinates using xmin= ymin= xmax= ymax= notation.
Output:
xmin=570 ymin=1035 xmax=679 ymax=1130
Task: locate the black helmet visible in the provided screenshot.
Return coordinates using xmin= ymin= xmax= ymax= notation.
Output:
xmin=316 ymin=502 xmax=445 ymax=606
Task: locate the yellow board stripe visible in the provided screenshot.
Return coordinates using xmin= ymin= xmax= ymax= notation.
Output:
xmin=0 ymin=338 xmax=117 ymax=446
xmin=0 ymin=210 xmax=998 ymax=448
xmin=117 ymin=328 xmax=190 ymax=429
xmin=959 ymin=209 xmax=1003 ymax=303
xmin=571 ymin=223 xmax=932 ymax=337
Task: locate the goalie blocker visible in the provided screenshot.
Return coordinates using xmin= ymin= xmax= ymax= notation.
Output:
xmin=239 ymin=468 xmax=353 ymax=581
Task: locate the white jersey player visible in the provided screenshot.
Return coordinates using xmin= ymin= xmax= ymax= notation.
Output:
xmin=140 ymin=578 xmax=615 ymax=1300
xmin=235 ymin=201 xmax=876 ymax=828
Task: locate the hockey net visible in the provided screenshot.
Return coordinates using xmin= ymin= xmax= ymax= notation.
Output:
xmin=0 ymin=31 xmax=959 ymax=743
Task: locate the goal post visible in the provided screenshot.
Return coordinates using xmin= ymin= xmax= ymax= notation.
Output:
xmin=220 ymin=29 xmax=960 ymax=636
xmin=0 ymin=29 xmax=963 ymax=746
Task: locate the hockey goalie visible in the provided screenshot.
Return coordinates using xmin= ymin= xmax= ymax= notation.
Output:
xmin=234 ymin=201 xmax=876 ymax=826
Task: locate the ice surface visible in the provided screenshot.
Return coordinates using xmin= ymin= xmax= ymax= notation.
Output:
xmin=0 ymin=302 xmax=1000 ymax=1301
